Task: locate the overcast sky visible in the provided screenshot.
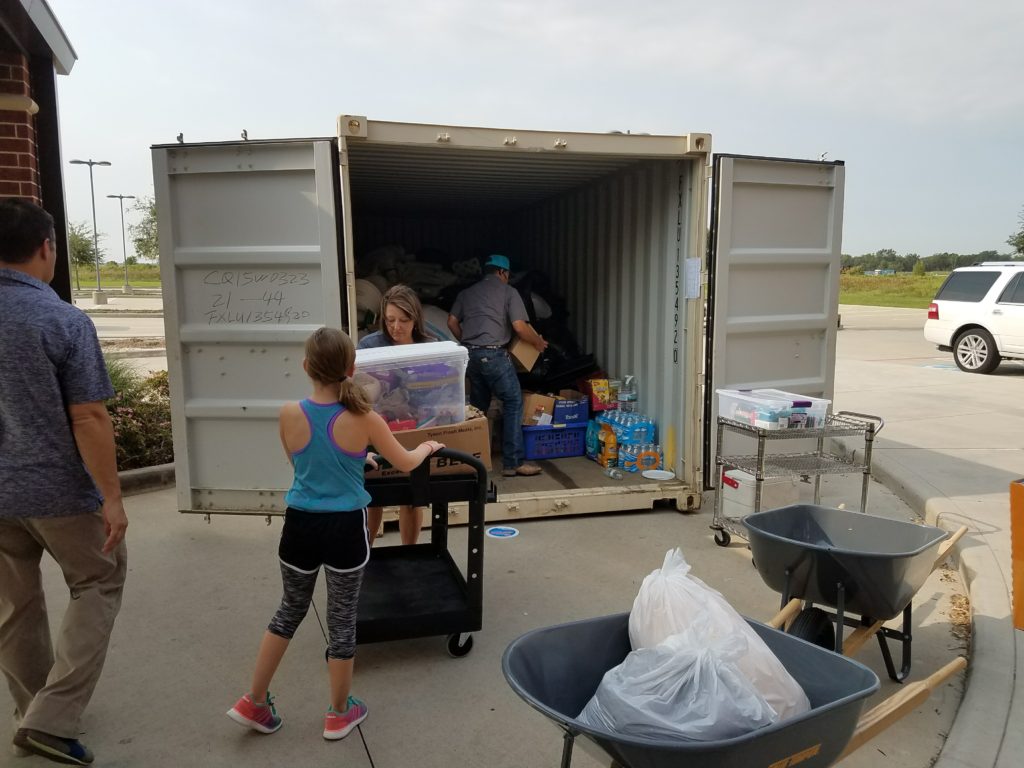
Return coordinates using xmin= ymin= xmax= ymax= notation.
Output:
xmin=47 ymin=0 xmax=1023 ymax=262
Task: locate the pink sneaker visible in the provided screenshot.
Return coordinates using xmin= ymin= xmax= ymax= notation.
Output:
xmin=227 ymin=693 xmax=282 ymax=734
xmin=323 ymin=696 xmax=368 ymax=740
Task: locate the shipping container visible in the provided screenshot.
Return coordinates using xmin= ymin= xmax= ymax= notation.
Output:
xmin=152 ymin=115 xmax=844 ymax=523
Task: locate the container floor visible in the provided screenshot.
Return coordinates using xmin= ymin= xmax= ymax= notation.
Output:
xmin=491 ymin=455 xmax=667 ymax=496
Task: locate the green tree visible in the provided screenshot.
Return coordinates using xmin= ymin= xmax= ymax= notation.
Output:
xmin=129 ymin=196 xmax=159 ymax=262
xmin=68 ymin=221 xmax=103 ymax=290
xmin=923 ymin=252 xmax=959 ymax=272
xmin=1009 ymin=207 xmax=1024 ymax=257
xmin=912 ymin=260 xmax=926 ymax=276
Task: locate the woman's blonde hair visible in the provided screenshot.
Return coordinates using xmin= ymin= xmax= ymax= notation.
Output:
xmin=378 ymin=284 xmax=435 ymax=343
xmin=303 ymin=327 xmax=372 ymax=414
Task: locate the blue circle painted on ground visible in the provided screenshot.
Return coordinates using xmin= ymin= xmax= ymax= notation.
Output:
xmin=486 ymin=526 xmax=520 ymax=539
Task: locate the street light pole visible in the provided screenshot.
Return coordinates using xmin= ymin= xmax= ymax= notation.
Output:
xmin=69 ymin=158 xmax=111 ymax=303
xmin=107 ymin=193 xmax=136 ymax=293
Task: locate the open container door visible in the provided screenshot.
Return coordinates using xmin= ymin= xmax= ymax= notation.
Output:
xmin=702 ymin=154 xmax=845 ymax=490
xmin=152 ymin=139 xmax=344 ymax=514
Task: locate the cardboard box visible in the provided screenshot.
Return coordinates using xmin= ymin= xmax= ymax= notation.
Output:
xmin=509 ymin=336 xmax=540 ymax=372
xmin=522 ymin=392 xmax=556 ymax=426
xmin=583 ymin=378 xmax=618 ymax=412
xmin=364 ymin=418 xmax=491 ymax=479
xmin=553 ymin=389 xmax=588 ymax=425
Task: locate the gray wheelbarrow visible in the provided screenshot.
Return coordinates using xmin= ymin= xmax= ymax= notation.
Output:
xmin=502 ymin=611 xmax=963 ymax=768
xmin=744 ymin=504 xmax=967 ymax=681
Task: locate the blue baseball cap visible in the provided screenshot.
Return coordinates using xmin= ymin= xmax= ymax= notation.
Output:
xmin=484 ymin=254 xmax=511 ymax=271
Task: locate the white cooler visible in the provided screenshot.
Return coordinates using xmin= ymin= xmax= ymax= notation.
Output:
xmin=720 ymin=468 xmax=799 ymax=520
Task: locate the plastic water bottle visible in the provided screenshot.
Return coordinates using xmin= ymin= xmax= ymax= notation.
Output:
xmin=604 ymin=467 xmax=624 ymax=480
xmin=618 ymin=375 xmax=637 ymax=413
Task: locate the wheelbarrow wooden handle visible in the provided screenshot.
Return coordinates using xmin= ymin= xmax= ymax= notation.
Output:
xmin=834 ymin=656 xmax=967 ymax=763
xmin=767 ymin=598 xmax=802 ymax=630
xmin=842 ymin=620 xmax=885 ymax=657
xmin=934 ymin=525 xmax=968 ymax=568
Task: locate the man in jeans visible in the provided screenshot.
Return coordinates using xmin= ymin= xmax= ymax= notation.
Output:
xmin=0 ymin=199 xmax=128 ymax=766
xmin=448 ymin=254 xmax=548 ymax=477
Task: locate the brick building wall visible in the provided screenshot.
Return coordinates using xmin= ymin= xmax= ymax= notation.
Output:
xmin=0 ymin=50 xmax=39 ymax=204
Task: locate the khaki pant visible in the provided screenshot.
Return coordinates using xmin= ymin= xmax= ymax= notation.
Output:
xmin=0 ymin=512 xmax=127 ymax=739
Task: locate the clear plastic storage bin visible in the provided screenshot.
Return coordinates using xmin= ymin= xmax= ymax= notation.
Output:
xmin=355 ymin=341 xmax=468 ymax=430
xmin=716 ymin=388 xmax=831 ymax=430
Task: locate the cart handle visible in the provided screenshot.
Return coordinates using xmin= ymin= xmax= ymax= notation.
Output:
xmin=405 ymin=447 xmax=489 ymax=507
xmin=832 ymin=410 xmax=885 ymax=435
xmin=835 ymin=656 xmax=967 ymax=763
xmin=431 ymin=447 xmax=488 ymax=481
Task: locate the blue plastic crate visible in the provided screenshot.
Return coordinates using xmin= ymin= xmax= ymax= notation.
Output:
xmin=552 ymin=397 xmax=588 ymax=426
xmin=522 ymin=424 xmax=587 ymax=460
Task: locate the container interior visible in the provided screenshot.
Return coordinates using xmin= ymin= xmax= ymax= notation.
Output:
xmin=346 ymin=141 xmax=701 ymax=485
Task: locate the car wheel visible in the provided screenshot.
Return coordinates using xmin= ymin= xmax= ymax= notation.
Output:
xmin=954 ymin=328 xmax=1001 ymax=374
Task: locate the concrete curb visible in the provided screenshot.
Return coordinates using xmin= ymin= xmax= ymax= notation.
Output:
xmin=850 ymin=444 xmax=1016 ymax=768
xmin=104 ymin=348 xmax=167 ymax=360
xmin=119 ymin=463 xmax=175 ymax=497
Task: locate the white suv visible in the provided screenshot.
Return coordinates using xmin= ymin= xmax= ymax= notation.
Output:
xmin=924 ymin=262 xmax=1024 ymax=374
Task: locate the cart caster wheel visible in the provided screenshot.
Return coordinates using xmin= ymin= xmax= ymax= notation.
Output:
xmin=713 ymin=529 xmax=731 ymax=547
xmin=787 ymin=607 xmax=836 ymax=650
xmin=446 ymin=633 xmax=474 ymax=658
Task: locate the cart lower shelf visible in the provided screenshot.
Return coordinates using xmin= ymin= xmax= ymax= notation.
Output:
xmin=357 ymin=544 xmax=478 ymax=645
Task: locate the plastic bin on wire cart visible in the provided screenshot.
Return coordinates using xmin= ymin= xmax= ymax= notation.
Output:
xmin=358 ymin=448 xmax=495 ymax=657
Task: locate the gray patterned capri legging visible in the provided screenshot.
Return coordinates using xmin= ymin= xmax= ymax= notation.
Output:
xmin=267 ymin=507 xmax=369 ymax=660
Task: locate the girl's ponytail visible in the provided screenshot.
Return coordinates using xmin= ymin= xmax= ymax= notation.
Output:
xmin=304 ymin=327 xmax=372 ymax=414
xmin=338 ymin=376 xmax=372 ymax=414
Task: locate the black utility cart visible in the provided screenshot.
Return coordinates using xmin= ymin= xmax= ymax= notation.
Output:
xmin=358 ymin=448 xmax=492 ymax=657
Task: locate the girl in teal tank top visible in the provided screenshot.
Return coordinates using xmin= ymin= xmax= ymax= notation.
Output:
xmin=228 ymin=327 xmax=443 ymax=742
xmin=285 ymin=399 xmax=373 ymax=512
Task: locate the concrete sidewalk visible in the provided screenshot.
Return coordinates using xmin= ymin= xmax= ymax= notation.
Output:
xmin=1 ymin=474 xmax=965 ymax=768
xmin=835 ymin=305 xmax=1023 ymax=768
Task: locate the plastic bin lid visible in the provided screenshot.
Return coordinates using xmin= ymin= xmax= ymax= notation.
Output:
xmin=715 ymin=388 xmax=793 ymax=408
xmin=748 ymin=388 xmax=831 ymax=407
xmin=355 ymin=340 xmax=468 ymax=367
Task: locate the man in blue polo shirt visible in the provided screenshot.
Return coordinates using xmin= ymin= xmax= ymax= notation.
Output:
xmin=448 ymin=254 xmax=548 ymax=477
xmin=0 ymin=198 xmax=127 ymax=766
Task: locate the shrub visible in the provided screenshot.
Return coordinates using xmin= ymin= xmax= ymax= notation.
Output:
xmin=105 ymin=360 xmax=174 ymax=470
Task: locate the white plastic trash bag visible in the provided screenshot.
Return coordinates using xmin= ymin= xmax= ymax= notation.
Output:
xmin=628 ymin=548 xmax=810 ymax=722
xmin=577 ymin=622 xmax=778 ymax=742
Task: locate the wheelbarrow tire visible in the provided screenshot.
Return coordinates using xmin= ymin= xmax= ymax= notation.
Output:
xmin=787 ymin=607 xmax=836 ymax=650
xmin=713 ymin=529 xmax=731 ymax=547
xmin=446 ymin=633 xmax=474 ymax=658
